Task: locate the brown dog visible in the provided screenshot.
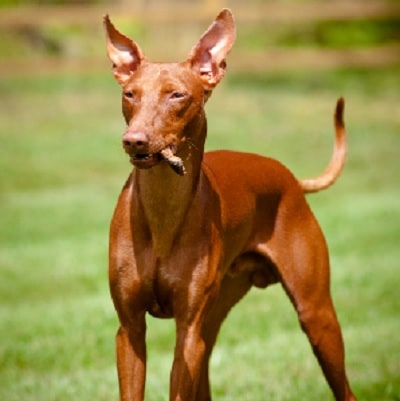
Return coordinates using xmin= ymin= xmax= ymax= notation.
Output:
xmin=104 ymin=9 xmax=357 ymax=401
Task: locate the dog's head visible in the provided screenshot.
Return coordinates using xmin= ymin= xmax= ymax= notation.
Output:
xmin=103 ymin=9 xmax=236 ymax=173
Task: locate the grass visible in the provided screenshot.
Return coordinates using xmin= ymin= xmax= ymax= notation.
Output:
xmin=1 ymin=65 xmax=400 ymax=401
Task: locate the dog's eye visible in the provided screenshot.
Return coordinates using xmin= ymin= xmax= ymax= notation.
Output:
xmin=170 ymin=92 xmax=185 ymax=100
xmin=124 ymin=91 xmax=135 ymax=99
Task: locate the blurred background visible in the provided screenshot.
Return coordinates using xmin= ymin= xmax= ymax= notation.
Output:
xmin=1 ymin=1 xmax=399 ymax=400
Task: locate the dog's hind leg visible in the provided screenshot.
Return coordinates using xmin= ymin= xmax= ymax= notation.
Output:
xmin=268 ymin=208 xmax=357 ymax=401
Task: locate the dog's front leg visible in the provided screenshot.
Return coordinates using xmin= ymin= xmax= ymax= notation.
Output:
xmin=116 ymin=317 xmax=146 ymax=401
xmin=170 ymin=322 xmax=206 ymax=401
xmin=169 ymin=267 xmax=221 ymax=401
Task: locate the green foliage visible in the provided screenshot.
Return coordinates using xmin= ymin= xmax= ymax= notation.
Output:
xmin=236 ymin=19 xmax=400 ymax=50
xmin=1 ymin=66 xmax=399 ymax=400
xmin=0 ymin=0 xmax=108 ymax=5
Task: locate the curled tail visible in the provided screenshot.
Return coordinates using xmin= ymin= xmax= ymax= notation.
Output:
xmin=299 ymin=98 xmax=347 ymax=194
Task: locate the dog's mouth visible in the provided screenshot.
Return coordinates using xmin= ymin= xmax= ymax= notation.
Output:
xmin=130 ymin=152 xmax=161 ymax=169
xmin=129 ymin=145 xmax=186 ymax=176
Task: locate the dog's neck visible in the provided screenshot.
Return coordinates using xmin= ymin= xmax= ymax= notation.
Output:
xmin=133 ymin=114 xmax=207 ymax=257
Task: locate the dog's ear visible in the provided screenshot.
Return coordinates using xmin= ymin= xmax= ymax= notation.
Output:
xmin=104 ymin=15 xmax=145 ymax=85
xmin=188 ymin=9 xmax=236 ymax=91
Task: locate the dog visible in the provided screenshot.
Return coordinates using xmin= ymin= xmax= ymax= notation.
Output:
xmin=104 ymin=8 xmax=357 ymax=401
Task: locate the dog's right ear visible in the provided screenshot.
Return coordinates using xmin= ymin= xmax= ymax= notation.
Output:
xmin=103 ymin=15 xmax=145 ymax=85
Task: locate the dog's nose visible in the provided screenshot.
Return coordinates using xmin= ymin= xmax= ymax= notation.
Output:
xmin=122 ymin=131 xmax=149 ymax=153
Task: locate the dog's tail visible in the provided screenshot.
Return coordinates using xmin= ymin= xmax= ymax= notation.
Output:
xmin=299 ymin=98 xmax=347 ymax=194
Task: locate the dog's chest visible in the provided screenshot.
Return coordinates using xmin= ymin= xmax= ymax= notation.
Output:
xmin=142 ymin=244 xmax=212 ymax=319
xmin=146 ymin=258 xmax=181 ymax=318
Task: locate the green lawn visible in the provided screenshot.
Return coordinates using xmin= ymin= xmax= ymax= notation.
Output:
xmin=1 ymin=66 xmax=399 ymax=401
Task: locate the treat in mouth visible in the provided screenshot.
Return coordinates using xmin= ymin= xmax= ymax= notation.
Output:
xmin=160 ymin=148 xmax=186 ymax=176
xmin=128 ymin=146 xmax=186 ymax=176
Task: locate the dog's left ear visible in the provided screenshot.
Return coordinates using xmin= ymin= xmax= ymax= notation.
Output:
xmin=188 ymin=9 xmax=236 ymax=90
